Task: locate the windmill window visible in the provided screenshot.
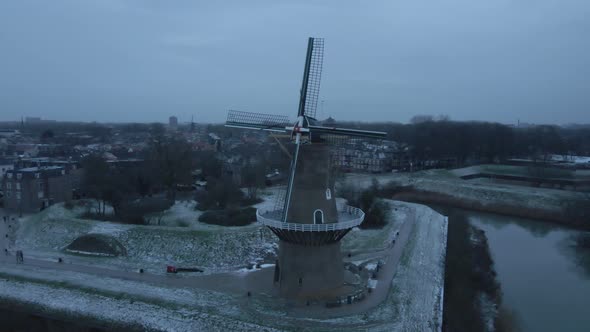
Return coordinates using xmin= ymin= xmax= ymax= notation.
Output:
xmin=314 ymin=209 xmax=324 ymax=224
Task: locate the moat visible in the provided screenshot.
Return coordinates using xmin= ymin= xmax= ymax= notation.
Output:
xmin=462 ymin=210 xmax=590 ymax=332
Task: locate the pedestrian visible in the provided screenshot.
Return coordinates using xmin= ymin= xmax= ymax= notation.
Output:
xmin=16 ymin=250 xmax=23 ymax=264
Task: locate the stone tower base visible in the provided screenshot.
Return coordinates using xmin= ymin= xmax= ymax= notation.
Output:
xmin=275 ymin=240 xmax=345 ymax=299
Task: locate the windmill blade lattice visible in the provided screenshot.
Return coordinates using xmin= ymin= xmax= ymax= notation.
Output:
xmin=226 ymin=110 xmax=290 ymax=132
xmin=302 ymin=38 xmax=324 ymax=119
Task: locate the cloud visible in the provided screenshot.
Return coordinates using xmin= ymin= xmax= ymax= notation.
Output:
xmin=0 ymin=0 xmax=589 ymax=124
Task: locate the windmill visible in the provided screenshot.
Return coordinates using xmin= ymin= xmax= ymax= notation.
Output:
xmin=226 ymin=38 xmax=387 ymax=299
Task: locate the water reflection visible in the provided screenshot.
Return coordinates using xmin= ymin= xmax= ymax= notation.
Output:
xmin=462 ymin=210 xmax=590 ymax=332
xmin=560 ymin=233 xmax=590 ymax=278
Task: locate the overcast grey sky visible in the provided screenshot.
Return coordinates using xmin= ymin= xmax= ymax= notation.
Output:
xmin=1 ymin=0 xmax=589 ymax=124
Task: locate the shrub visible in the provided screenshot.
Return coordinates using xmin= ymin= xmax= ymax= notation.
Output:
xmin=342 ymin=179 xmax=389 ymax=229
xmin=199 ymin=207 xmax=256 ymax=226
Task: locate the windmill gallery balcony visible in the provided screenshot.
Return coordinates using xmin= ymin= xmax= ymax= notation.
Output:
xmin=256 ymin=204 xmax=365 ymax=246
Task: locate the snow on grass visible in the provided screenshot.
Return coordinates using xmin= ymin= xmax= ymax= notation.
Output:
xmin=205 ymin=202 xmax=448 ymax=332
xmin=377 ymin=203 xmax=447 ymax=331
xmin=147 ymin=200 xmax=203 ymax=228
xmin=346 ymin=170 xmax=586 ymax=214
xmin=312 ymin=202 xmax=448 ymax=332
xmin=148 ymin=188 xmax=282 ymax=229
xmin=341 ymin=200 xmax=406 ymax=253
xmin=14 ymin=203 xmax=279 ymax=275
xmin=89 ymin=222 xmax=132 ymax=235
xmin=0 ymin=275 xmax=279 ymax=332
xmin=4 ymin=200 xmax=447 ymax=331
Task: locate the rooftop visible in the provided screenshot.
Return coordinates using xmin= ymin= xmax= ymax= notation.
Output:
xmin=15 ymin=166 xmax=64 ymax=172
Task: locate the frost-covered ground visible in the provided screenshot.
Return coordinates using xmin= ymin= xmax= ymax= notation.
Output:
xmin=4 ymin=189 xmax=448 ymax=331
xmin=345 ymin=169 xmax=586 ymax=214
xmin=14 ymin=199 xmax=277 ymax=275
xmin=227 ymin=202 xmax=448 ymax=332
xmin=341 ymin=200 xmax=406 ymax=253
xmin=0 ymin=272 xmax=279 ymax=332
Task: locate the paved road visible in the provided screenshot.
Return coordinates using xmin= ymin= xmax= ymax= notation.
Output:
xmin=0 ymin=210 xmax=275 ymax=296
xmin=1 ymin=247 xmax=274 ymax=296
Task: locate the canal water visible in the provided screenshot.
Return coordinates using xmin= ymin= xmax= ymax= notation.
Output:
xmin=464 ymin=210 xmax=590 ymax=332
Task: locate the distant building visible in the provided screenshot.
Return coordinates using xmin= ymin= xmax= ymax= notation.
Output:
xmin=322 ymin=116 xmax=336 ymax=126
xmin=208 ymin=133 xmax=221 ymax=151
xmin=332 ymin=143 xmax=394 ymax=173
xmin=2 ymin=166 xmax=73 ymax=212
xmin=169 ymin=116 xmax=178 ymax=128
xmin=15 ymin=158 xmax=84 ymax=195
xmin=25 ymin=117 xmax=42 ymax=123
xmin=0 ymin=129 xmax=20 ymax=138
xmin=25 ymin=117 xmax=56 ymax=124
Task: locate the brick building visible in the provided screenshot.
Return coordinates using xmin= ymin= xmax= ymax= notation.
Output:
xmin=2 ymin=166 xmax=73 ymax=213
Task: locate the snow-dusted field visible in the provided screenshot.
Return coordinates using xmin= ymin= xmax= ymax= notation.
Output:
xmin=0 ymin=274 xmax=279 ymax=332
xmin=341 ymin=200 xmax=406 ymax=253
xmin=345 ymin=170 xmax=586 ymax=214
xmin=4 ymin=190 xmax=448 ymax=331
xmin=15 ymin=201 xmax=277 ymax=275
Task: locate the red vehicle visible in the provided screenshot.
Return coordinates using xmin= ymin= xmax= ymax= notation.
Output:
xmin=166 ymin=265 xmax=177 ymax=273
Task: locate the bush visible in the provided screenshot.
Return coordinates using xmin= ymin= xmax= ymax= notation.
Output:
xmin=199 ymin=207 xmax=256 ymax=226
xmin=195 ymin=177 xmax=244 ymax=211
xmin=342 ymin=179 xmax=389 ymax=229
xmin=80 ymin=198 xmax=173 ymax=225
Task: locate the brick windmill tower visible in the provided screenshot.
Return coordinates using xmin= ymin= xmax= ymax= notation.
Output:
xmin=226 ymin=38 xmax=386 ymax=299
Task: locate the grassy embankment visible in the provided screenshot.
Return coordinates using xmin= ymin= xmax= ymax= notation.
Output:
xmin=443 ymin=210 xmax=520 ymax=332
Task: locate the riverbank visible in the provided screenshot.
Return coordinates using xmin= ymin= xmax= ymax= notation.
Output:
xmin=393 ymin=189 xmax=587 ymax=229
xmin=468 ymin=210 xmax=590 ymax=332
xmin=442 ymin=209 xmax=505 ymax=332
xmin=345 ymin=171 xmax=590 ymax=230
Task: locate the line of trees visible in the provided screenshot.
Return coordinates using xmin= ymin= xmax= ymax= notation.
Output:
xmin=80 ymin=129 xmax=197 ymax=223
xmin=341 ymin=119 xmax=590 ymax=165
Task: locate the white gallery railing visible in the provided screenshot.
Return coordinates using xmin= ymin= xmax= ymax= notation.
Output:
xmin=256 ymin=205 xmax=364 ymax=232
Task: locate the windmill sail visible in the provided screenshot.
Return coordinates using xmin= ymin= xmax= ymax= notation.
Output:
xmin=308 ymin=125 xmax=387 ymax=139
xmin=226 ymin=110 xmax=290 ymax=132
xmin=297 ymin=38 xmax=324 ymax=119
